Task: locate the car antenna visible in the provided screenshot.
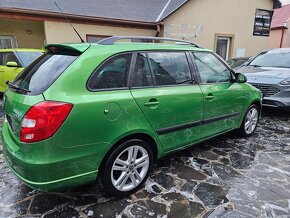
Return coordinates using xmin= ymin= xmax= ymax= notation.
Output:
xmin=54 ymin=1 xmax=85 ymax=43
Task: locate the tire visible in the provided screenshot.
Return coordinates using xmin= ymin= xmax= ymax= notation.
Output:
xmin=238 ymin=104 xmax=259 ymax=137
xmin=100 ymin=139 xmax=153 ymax=196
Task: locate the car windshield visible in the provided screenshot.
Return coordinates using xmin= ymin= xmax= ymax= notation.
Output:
xmin=16 ymin=51 xmax=44 ymax=67
xmin=249 ymin=51 xmax=290 ymax=68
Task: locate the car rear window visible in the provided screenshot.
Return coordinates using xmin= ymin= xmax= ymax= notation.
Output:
xmin=12 ymin=52 xmax=78 ymax=95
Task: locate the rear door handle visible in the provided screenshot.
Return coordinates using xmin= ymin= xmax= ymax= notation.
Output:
xmin=144 ymin=101 xmax=159 ymax=106
xmin=204 ymin=94 xmax=215 ymax=100
xmin=144 ymin=99 xmax=159 ymax=106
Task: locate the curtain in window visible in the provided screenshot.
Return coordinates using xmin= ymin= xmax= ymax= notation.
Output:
xmin=0 ymin=36 xmax=17 ymax=49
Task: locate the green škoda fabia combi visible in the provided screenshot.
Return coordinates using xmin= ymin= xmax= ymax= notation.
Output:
xmin=1 ymin=36 xmax=262 ymax=196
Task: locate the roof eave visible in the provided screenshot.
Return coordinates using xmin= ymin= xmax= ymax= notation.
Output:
xmin=0 ymin=7 xmax=158 ymax=28
xmin=159 ymin=0 xmax=190 ymax=22
xmin=271 ymin=26 xmax=284 ymax=30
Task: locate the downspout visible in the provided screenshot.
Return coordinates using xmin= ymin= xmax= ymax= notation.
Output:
xmin=280 ymin=22 xmax=288 ymax=48
xmin=155 ymin=23 xmax=161 ymax=37
xmin=155 ymin=0 xmax=170 ymax=37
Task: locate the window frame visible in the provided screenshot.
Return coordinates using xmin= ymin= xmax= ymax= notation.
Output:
xmin=190 ymin=51 xmax=236 ymax=85
xmin=86 ymin=52 xmax=133 ymax=92
xmin=128 ymin=50 xmax=197 ymax=89
xmin=0 ymin=35 xmax=18 ymax=49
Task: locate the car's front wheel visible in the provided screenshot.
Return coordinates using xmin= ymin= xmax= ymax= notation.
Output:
xmin=238 ymin=104 xmax=259 ymax=136
xmin=101 ymin=139 xmax=153 ymax=196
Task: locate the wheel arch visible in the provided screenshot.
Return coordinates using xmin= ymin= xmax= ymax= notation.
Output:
xmin=249 ymin=99 xmax=262 ymax=115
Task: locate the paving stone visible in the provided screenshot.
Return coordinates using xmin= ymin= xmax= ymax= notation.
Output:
xmin=219 ymin=157 xmax=230 ymax=165
xmin=194 ymin=183 xmax=228 ymax=206
xmin=83 ymin=199 xmax=130 ymax=218
xmin=130 ymin=200 xmax=167 ymax=217
xmin=151 ymin=172 xmax=175 ymax=189
xmin=44 ymin=206 xmax=80 ymax=218
xmin=212 ymin=149 xmax=228 ymax=156
xmin=212 ymin=163 xmax=241 ymax=181
xmin=12 ymin=200 xmax=30 ymax=215
xmin=230 ymin=152 xmax=254 ymax=169
xmin=168 ymin=201 xmax=205 ymax=218
xmin=162 ymin=192 xmax=185 ymax=201
xmin=173 ymin=165 xmax=207 ymax=181
xmin=180 ymin=182 xmax=196 ymax=192
xmin=30 ymin=194 xmax=73 ymax=214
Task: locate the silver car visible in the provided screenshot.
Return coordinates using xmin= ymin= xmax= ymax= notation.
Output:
xmin=236 ymin=48 xmax=290 ymax=109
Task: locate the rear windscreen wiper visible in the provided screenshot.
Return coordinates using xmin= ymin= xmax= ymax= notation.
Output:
xmin=6 ymin=81 xmax=31 ymax=93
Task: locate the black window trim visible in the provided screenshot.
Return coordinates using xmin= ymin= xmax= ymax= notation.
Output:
xmin=86 ymin=51 xmax=133 ymax=92
xmin=128 ymin=50 xmax=197 ymax=89
xmin=190 ymin=51 xmax=237 ymax=85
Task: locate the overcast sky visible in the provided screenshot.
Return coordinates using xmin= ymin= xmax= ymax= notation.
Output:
xmin=281 ymin=0 xmax=290 ymax=5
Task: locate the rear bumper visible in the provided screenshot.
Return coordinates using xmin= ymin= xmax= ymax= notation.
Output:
xmin=1 ymin=122 xmax=99 ymax=191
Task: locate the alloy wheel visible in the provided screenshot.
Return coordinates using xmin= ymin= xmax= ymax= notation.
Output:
xmin=244 ymin=107 xmax=258 ymax=134
xmin=111 ymin=145 xmax=149 ymax=191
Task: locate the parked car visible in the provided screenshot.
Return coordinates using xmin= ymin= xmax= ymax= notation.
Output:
xmin=1 ymin=36 xmax=262 ymax=196
xmin=0 ymin=48 xmax=43 ymax=93
xmin=236 ymin=48 xmax=290 ymax=109
xmin=226 ymin=56 xmax=251 ymax=69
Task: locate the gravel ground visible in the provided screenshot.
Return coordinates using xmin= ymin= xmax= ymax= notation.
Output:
xmin=0 ymin=98 xmax=290 ymax=217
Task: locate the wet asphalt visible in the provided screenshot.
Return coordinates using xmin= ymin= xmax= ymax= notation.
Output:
xmin=0 ymin=98 xmax=290 ymax=218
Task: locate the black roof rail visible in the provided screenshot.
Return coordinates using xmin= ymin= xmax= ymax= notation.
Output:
xmin=97 ymin=36 xmax=201 ymax=48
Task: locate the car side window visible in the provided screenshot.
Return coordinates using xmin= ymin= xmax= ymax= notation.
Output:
xmin=193 ymin=52 xmax=232 ymax=83
xmin=3 ymin=52 xmax=20 ymax=65
xmin=132 ymin=53 xmax=153 ymax=87
xmin=88 ymin=53 xmax=132 ymax=90
xmin=148 ymin=52 xmax=192 ymax=86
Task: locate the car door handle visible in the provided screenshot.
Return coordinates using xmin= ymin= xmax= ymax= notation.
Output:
xmin=204 ymin=94 xmax=215 ymax=100
xmin=144 ymin=99 xmax=159 ymax=106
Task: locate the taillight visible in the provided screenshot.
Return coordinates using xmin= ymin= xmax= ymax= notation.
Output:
xmin=20 ymin=101 xmax=73 ymax=143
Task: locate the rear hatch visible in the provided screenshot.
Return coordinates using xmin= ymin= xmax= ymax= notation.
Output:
xmin=3 ymin=44 xmax=89 ymax=143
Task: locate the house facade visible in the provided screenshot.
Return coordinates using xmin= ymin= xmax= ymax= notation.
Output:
xmin=269 ymin=4 xmax=290 ymax=48
xmin=0 ymin=0 xmax=281 ymax=60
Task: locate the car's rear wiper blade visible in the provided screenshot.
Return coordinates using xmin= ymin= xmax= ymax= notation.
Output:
xmin=6 ymin=81 xmax=31 ymax=93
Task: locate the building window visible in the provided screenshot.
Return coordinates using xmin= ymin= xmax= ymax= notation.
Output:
xmin=86 ymin=34 xmax=111 ymax=43
xmin=0 ymin=36 xmax=18 ymax=49
xmin=214 ymin=34 xmax=234 ymax=61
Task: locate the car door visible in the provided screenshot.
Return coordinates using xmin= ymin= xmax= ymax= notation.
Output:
xmin=191 ymin=51 xmax=245 ymax=138
xmin=130 ymin=52 xmax=203 ymax=152
xmin=0 ymin=52 xmax=23 ymax=92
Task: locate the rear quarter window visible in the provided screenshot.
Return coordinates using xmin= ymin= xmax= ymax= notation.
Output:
xmin=87 ymin=53 xmax=132 ymax=90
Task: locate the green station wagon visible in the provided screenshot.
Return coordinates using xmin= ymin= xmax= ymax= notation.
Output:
xmin=1 ymin=36 xmax=262 ymax=196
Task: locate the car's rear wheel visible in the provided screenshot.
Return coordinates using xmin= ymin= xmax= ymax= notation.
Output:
xmin=101 ymin=139 xmax=153 ymax=196
xmin=238 ymin=104 xmax=259 ymax=136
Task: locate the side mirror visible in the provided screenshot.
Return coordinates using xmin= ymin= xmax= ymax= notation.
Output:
xmin=6 ymin=61 xmax=20 ymax=68
xmin=236 ymin=73 xmax=247 ymax=83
